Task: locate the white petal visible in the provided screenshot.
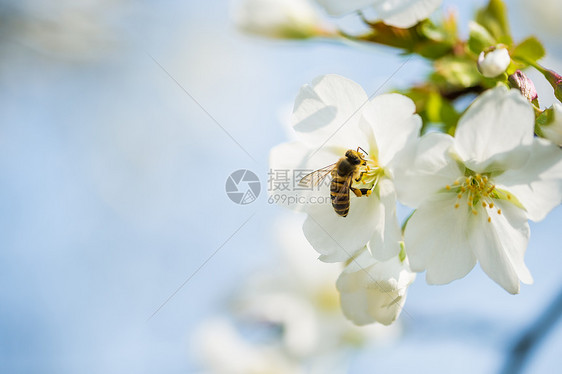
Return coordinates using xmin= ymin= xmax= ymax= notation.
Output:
xmin=372 ymin=0 xmax=442 ymax=28
xmin=360 ymin=93 xmax=422 ymax=168
xmin=316 ymin=0 xmax=379 ymax=16
xmin=292 ymin=74 xmax=369 ymax=149
xmin=316 ymin=0 xmax=442 ymax=28
xmin=269 ymin=141 xmax=339 ymax=211
xmin=404 ymin=193 xmax=477 ymax=284
xmin=470 ymin=199 xmax=532 ymax=294
xmin=337 ymin=253 xmax=415 ymax=325
xmin=339 ymin=286 xmax=408 ymax=325
xmin=232 ymin=0 xmax=321 ymax=39
xmin=494 ymin=137 xmax=562 ymax=222
xmin=393 ymin=132 xmax=462 ymax=208
xmin=368 ymin=179 xmax=402 ymax=260
xmin=454 ymin=86 xmax=534 ymax=172
xmin=336 ymin=246 xmax=377 ymax=289
xmin=303 ymin=185 xmax=382 ymax=262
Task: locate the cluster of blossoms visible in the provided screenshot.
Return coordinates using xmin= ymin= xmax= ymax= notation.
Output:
xmin=235 ymin=0 xmax=562 ymax=325
xmin=271 ymin=74 xmax=562 ymax=324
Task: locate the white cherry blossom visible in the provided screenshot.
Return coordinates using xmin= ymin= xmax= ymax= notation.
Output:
xmin=337 ymin=246 xmax=415 ymax=325
xmin=315 ymin=0 xmax=442 ymax=28
xmin=394 ymin=85 xmax=562 ymax=294
xmin=270 ymin=74 xmax=421 ymax=263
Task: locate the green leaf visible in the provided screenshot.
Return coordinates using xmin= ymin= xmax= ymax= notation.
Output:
xmin=420 ymin=21 xmax=447 ymax=42
xmin=511 ymin=36 xmax=546 ymax=64
xmin=354 ymin=20 xmax=454 ymax=60
xmin=535 ymin=106 xmax=556 ymax=136
xmin=400 ymin=86 xmax=461 ymax=134
xmin=475 ymin=0 xmax=512 ymax=45
xmin=426 ymin=91 xmax=460 ymax=129
xmin=434 ymin=56 xmax=482 ymax=88
xmin=442 ymin=10 xmax=459 ymax=41
xmin=468 ymin=21 xmax=496 ymax=55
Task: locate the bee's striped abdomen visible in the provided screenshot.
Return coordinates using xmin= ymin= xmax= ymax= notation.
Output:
xmin=330 ymin=175 xmax=350 ymax=217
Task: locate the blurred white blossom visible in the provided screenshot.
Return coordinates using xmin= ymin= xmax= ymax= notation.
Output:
xmin=192 ymin=216 xmax=399 ymax=373
xmin=194 ymin=318 xmax=305 ymax=374
xmin=1 ymin=0 xmax=124 ymax=61
xmin=231 ymin=0 xmax=330 ymax=39
xmin=315 ymin=0 xmax=442 ymax=28
xmin=395 ymin=86 xmax=562 ymax=294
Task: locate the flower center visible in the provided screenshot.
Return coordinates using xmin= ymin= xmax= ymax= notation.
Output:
xmin=445 ymin=173 xmax=507 ymax=222
xmin=356 ymin=157 xmax=384 ymax=191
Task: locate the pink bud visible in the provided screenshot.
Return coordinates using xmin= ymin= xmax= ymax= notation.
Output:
xmin=508 ymin=70 xmax=538 ymax=103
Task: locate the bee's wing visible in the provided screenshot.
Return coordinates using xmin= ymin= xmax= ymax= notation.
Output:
xmin=298 ymin=163 xmax=337 ymax=188
xmin=332 ymin=175 xmax=352 ymax=205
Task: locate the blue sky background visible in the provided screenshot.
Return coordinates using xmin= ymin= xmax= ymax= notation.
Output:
xmin=0 ymin=0 xmax=561 ymax=373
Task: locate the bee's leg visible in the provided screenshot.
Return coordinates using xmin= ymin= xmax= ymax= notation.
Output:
xmin=350 ymin=187 xmax=372 ymax=197
xmin=350 ymin=186 xmax=363 ymax=197
xmin=359 ymin=188 xmax=372 ymax=197
xmin=355 ymin=171 xmax=366 ymax=182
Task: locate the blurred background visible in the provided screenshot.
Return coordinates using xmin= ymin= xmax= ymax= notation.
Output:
xmin=0 ymin=0 xmax=561 ymax=373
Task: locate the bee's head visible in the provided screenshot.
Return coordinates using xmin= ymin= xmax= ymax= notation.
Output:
xmin=345 ymin=150 xmax=362 ymax=165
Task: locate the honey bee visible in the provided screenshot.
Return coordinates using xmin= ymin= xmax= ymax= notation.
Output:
xmin=299 ymin=147 xmax=372 ymax=217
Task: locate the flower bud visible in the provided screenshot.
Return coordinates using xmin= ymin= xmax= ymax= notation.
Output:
xmin=538 ymin=102 xmax=562 ymax=146
xmin=477 ymin=46 xmax=511 ymax=78
xmin=542 ymin=68 xmax=562 ymax=103
xmin=232 ymin=0 xmax=328 ymax=39
xmin=508 ymin=70 xmax=538 ymax=104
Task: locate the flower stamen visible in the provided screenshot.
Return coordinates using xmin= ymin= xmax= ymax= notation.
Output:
xmin=446 ymin=172 xmax=499 ymax=219
xmin=355 ymin=158 xmax=384 ymax=194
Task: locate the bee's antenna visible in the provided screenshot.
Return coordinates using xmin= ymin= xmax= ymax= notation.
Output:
xmin=357 ymin=146 xmax=368 ymax=156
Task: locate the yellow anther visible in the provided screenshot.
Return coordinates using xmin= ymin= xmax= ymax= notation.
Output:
xmin=488 ymin=217 xmax=491 ymax=222
xmin=497 ymin=209 xmax=502 ymax=215
xmin=448 ymin=173 xmax=499 ymax=215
